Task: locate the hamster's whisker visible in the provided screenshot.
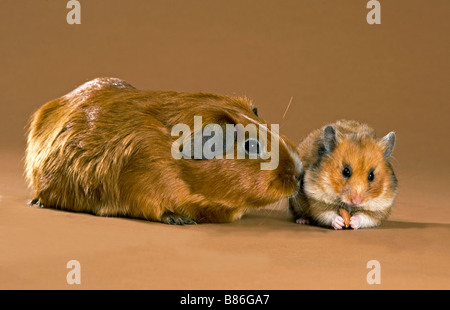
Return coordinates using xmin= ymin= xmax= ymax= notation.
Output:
xmin=390 ymin=155 xmax=399 ymax=164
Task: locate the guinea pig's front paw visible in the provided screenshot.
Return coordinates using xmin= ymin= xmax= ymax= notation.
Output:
xmin=161 ymin=211 xmax=197 ymax=225
xmin=350 ymin=215 xmax=362 ymax=230
xmin=331 ymin=215 xmax=345 ymax=230
xmin=29 ymin=198 xmax=44 ymax=208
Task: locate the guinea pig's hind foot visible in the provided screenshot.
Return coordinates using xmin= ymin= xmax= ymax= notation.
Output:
xmin=29 ymin=198 xmax=44 ymax=208
xmin=161 ymin=211 xmax=197 ymax=225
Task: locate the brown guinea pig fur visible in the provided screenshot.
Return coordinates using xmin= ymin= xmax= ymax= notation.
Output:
xmin=25 ymin=77 xmax=302 ymax=224
xmin=289 ymin=119 xmax=398 ymax=230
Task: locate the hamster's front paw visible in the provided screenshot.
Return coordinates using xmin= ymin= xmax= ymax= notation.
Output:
xmin=332 ymin=215 xmax=345 ymax=230
xmin=350 ymin=215 xmax=362 ymax=230
xmin=161 ymin=211 xmax=197 ymax=225
xmin=295 ymin=217 xmax=310 ymax=225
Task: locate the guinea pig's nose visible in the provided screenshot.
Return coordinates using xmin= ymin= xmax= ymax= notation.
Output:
xmin=295 ymin=163 xmax=303 ymax=182
xmin=287 ymin=167 xmax=302 ymax=183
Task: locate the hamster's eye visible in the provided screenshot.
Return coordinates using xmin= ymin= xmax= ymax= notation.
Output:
xmin=244 ymin=138 xmax=261 ymax=156
xmin=342 ymin=166 xmax=352 ymax=179
xmin=368 ymin=170 xmax=375 ymax=182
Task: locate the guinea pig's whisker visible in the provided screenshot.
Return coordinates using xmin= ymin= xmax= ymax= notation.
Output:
xmin=281 ymin=96 xmax=293 ymax=122
xmin=279 ymin=96 xmax=294 ymax=130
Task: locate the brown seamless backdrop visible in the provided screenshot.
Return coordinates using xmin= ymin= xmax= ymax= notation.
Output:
xmin=0 ymin=0 xmax=449 ymax=289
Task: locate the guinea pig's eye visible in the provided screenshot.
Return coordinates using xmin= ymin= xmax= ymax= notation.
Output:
xmin=342 ymin=166 xmax=352 ymax=179
xmin=368 ymin=170 xmax=375 ymax=182
xmin=244 ymin=138 xmax=261 ymax=156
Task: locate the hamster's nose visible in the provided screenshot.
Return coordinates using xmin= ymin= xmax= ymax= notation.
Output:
xmin=351 ymin=194 xmax=364 ymax=205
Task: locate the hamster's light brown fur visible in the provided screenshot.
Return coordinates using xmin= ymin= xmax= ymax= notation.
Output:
xmin=289 ymin=119 xmax=398 ymax=229
xmin=25 ymin=77 xmax=302 ymax=224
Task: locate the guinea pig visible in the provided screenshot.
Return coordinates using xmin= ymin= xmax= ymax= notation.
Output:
xmin=289 ymin=119 xmax=398 ymax=229
xmin=25 ymin=77 xmax=302 ymax=224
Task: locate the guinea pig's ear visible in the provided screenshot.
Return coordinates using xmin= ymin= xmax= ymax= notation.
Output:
xmin=379 ymin=131 xmax=395 ymax=158
xmin=323 ymin=125 xmax=338 ymax=153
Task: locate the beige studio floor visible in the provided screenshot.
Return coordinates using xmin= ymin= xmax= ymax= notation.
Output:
xmin=0 ymin=1 xmax=449 ymax=289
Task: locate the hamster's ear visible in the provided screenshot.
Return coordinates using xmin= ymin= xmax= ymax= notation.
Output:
xmin=323 ymin=125 xmax=338 ymax=153
xmin=379 ymin=131 xmax=396 ymax=158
